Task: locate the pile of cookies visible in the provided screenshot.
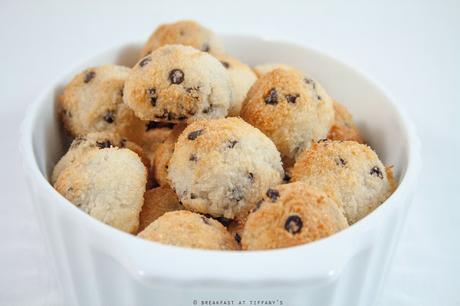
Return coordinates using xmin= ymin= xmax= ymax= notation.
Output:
xmin=53 ymin=20 xmax=395 ymax=251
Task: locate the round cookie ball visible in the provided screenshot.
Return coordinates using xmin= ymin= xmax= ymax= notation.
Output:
xmin=139 ymin=20 xmax=224 ymax=58
xmin=124 ymin=45 xmax=232 ymax=123
xmin=139 ymin=186 xmax=183 ymax=232
xmin=168 ymin=117 xmax=284 ymax=219
xmin=240 ymin=68 xmax=335 ymax=165
xmin=328 ymin=100 xmax=364 ymax=143
xmin=291 ymin=140 xmax=395 ymax=224
xmin=242 ymin=182 xmax=348 ymax=250
xmin=54 ymin=148 xmax=147 ymax=233
xmin=58 ymin=65 xmax=145 ymax=142
xmin=252 ymin=63 xmax=295 ymax=77
xmin=214 ymin=53 xmax=257 ymax=116
xmin=138 ymin=210 xmax=239 ymax=250
xmin=153 ymin=124 xmax=186 ymax=186
xmin=51 ymin=132 xmax=147 ymax=185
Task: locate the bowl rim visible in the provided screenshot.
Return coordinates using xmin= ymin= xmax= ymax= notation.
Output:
xmin=19 ymin=34 xmax=422 ymax=286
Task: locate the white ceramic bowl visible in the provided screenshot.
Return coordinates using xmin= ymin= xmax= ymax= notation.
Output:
xmin=20 ymin=35 xmax=421 ymax=306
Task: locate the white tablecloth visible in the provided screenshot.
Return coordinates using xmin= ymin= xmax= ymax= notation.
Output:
xmin=0 ymin=0 xmax=459 ymax=305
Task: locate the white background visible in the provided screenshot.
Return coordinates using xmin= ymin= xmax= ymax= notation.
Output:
xmin=0 ymin=0 xmax=459 ymax=305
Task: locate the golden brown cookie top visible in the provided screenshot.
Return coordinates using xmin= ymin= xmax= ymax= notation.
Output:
xmin=140 ymin=20 xmax=224 ymax=58
xmin=51 ymin=132 xmax=147 ymax=184
xmin=292 ymin=140 xmax=395 ymax=224
xmin=124 ymin=45 xmax=232 ymax=123
xmin=168 ymin=117 xmax=284 ymax=219
xmin=242 ymin=182 xmax=348 ymax=250
xmin=138 ymin=210 xmax=239 ymax=250
xmin=328 ymin=100 xmax=364 ymax=143
xmin=241 ymin=68 xmax=334 ymax=163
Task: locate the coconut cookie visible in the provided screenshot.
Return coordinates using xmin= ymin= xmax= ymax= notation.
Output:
xmin=214 ymin=53 xmax=257 ymax=116
xmin=139 ymin=20 xmax=224 ymax=58
xmin=168 ymin=117 xmax=284 ymax=219
xmin=291 ymin=140 xmax=395 ymax=224
xmin=241 ymin=182 xmax=348 ymax=250
xmin=328 ymin=101 xmax=364 ymax=143
xmin=58 ymin=65 xmax=144 ymax=142
xmin=138 ymin=210 xmax=239 ymax=250
xmin=51 ymin=132 xmax=147 ymax=185
xmin=139 ymin=186 xmax=183 ymax=231
xmin=240 ymin=68 xmax=334 ymax=165
xmin=54 ymin=148 xmax=147 ymax=233
xmin=252 ymin=63 xmax=295 ymax=77
xmin=124 ymin=45 xmax=232 ymax=123
xmin=153 ymin=124 xmax=187 ymax=186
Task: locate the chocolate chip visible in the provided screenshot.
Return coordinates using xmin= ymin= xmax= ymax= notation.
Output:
xmin=317 ymin=95 xmax=322 ymax=100
xmin=119 ymin=87 xmax=124 ymax=97
xmin=202 ymin=104 xmax=213 ymax=114
xmin=189 ymin=154 xmax=198 ymax=161
xmin=370 ymin=166 xmax=384 ymax=179
xmin=335 ymin=157 xmax=347 ymax=167
xmin=252 ymin=200 xmax=264 ymax=212
xmin=103 ymin=111 xmax=114 ymax=123
xmin=139 ymin=57 xmax=151 ymax=67
xmin=227 ymin=140 xmax=238 ymax=148
xmin=201 ymin=43 xmax=210 ymax=52
xmin=96 ymin=140 xmax=112 ymax=149
xmin=221 ymin=61 xmax=230 ymax=69
xmin=147 ymin=88 xmax=157 ymax=106
xmin=84 ymin=71 xmax=96 ymax=83
xmin=215 ymin=216 xmax=232 ymax=227
xmin=145 ymin=121 xmax=175 ymax=131
xmin=248 ymin=172 xmax=254 ymax=182
xmin=266 ymin=188 xmax=280 ymax=202
xmin=284 ymin=215 xmax=303 ymax=234
xmin=317 ymin=139 xmax=328 ymax=143
xmin=230 ymin=187 xmax=244 ymax=202
xmin=264 ymin=88 xmax=278 ymax=105
xmin=187 ymin=129 xmax=204 ymax=140
xmin=201 ymin=216 xmax=210 ymax=225
xmin=234 ymin=233 xmax=241 ymax=244
xmin=119 ymin=139 xmax=127 ymax=148
xmin=304 ymin=78 xmax=312 ymax=84
xmin=190 ymin=193 xmax=197 ymax=199
xmin=285 ymin=94 xmax=299 ymax=104
xmin=283 ymin=173 xmax=291 ymax=183
xmin=169 ymin=69 xmax=184 ymax=84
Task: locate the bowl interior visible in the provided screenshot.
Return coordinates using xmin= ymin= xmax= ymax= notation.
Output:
xmin=31 ymin=36 xmax=409 ymax=185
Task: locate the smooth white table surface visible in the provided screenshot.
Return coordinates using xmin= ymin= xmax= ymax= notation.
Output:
xmin=0 ymin=0 xmax=459 ymax=305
